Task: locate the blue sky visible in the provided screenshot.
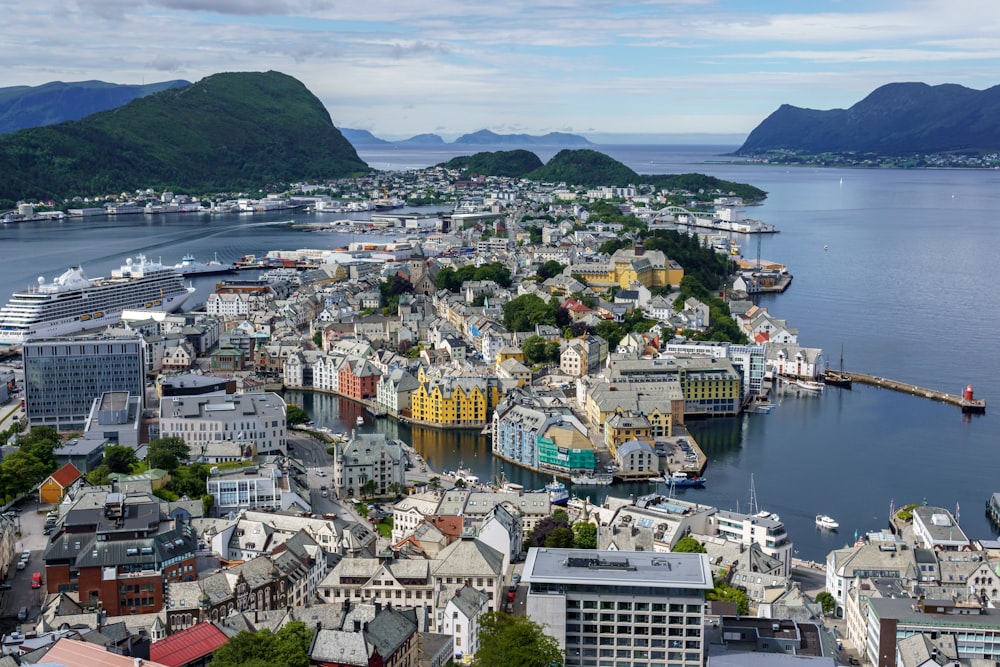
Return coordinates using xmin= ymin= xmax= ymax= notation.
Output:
xmin=4 ymin=1 xmax=998 ymax=141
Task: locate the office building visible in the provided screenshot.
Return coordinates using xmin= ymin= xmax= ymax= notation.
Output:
xmin=23 ymin=335 xmax=146 ymax=429
xmin=523 ymin=548 xmax=713 ymax=667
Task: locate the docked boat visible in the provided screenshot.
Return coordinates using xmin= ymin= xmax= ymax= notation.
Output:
xmin=816 ymin=514 xmax=839 ymax=530
xmin=570 ymin=472 xmax=613 ymax=486
xmin=453 ymin=467 xmax=480 ymax=485
xmin=823 ymin=370 xmax=853 ymax=388
xmin=794 ymin=379 xmax=825 ymax=393
xmin=0 ymin=255 xmax=194 ymax=345
xmin=663 ymin=471 xmax=707 ymax=488
xmin=544 ymin=476 xmax=570 ymax=506
xmin=356 ymin=415 xmax=364 ymax=426
xmin=171 ymin=253 xmax=236 ymax=276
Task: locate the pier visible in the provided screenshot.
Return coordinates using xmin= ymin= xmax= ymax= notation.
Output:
xmin=842 ymin=372 xmax=986 ymax=413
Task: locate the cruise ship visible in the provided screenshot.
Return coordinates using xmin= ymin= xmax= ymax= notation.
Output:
xmin=0 ymin=255 xmax=194 ymax=345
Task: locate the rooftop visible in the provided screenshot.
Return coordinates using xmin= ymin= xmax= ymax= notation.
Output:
xmin=523 ymin=548 xmax=713 ymax=589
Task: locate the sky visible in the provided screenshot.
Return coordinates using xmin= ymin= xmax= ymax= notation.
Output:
xmin=4 ymin=1 xmax=999 ymax=142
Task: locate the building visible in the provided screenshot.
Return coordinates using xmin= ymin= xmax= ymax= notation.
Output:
xmin=23 ymin=335 xmax=146 ymax=429
xmin=522 ymin=548 xmax=713 ymax=667
xmin=206 ymin=461 xmax=310 ymax=515
xmin=308 ymin=602 xmax=419 ymax=667
xmin=911 ymin=506 xmax=970 ymax=551
xmin=333 ymin=432 xmax=406 ymax=499
xmin=158 ymin=392 xmax=287 ymax=457
xmin=83 ymin=390 xmax=142 ymax=448
xmin=149 ymin=622 xmax=230 ymax=667
xmin=339 ymin=357 xmax=381 ymax=401
xmin=492 ymin=389 xmax=593 ymax=475
xmin=39 ymin=462 xmax=84 ymax=504
xmin=572 ymin=242 xmax=684 ymax=290
xmin=441 ymin=584 xmax=489 ymax=661
xmin=410 ymin=371 xmax=501 ymax=428
xmin=42 ymin=491 xmax=198 ymax=616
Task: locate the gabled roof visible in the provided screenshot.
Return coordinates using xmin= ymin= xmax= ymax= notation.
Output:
xmin=49 ymin=462 xmax=84 ymax=489
xmin=150 ymin=622 xmax=230 ymax=667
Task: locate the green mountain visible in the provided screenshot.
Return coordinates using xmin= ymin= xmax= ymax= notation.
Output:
xmin=737 ymin=82 xmax=1000 ymax=155
xmin=527 ymin=149 xmax=638 ymax=186
xmin=0 ymin=71 xmax=368 ymax=202
xmin=439 ymin=150 xmax=544 ymax=177
xmin=454 ymin=129 xmax=592 ymax=146
xmin=0 ymin=79 xmax=190 ymax=134
xmin=439 ymin=148 xmax=766 ymax=201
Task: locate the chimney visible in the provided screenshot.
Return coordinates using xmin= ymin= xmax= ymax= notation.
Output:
xmin=634 ymin=241 xmax=644 ymax=256
xmin=353 ymin=619 xmax=361 ymax=632
xmin=374 ymin=601 xmax=382 ymax=613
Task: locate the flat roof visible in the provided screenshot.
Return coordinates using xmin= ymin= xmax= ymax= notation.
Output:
xmin=523 ymin=548 xmax=713 ymax=590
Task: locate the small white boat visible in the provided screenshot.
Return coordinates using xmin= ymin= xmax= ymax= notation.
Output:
xmin=816 ymin=514 xmax=839 ymax=530
xmin=794 ymin=379 xmax=825 ymax=393
xmin=356 ymin=416 xmax=364 ymax=426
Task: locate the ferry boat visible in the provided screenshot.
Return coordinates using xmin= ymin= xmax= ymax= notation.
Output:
xmin=0 ymin=255 xmax=194 ymax=345
xmin=544 ymin=476 xmax=570 ymax=506
xmin=171 ymin=253 xmax=236 ymax=276
xmin=815 ymin=514 xmax=839 ymax=530
xmin=570 ymin=472 xmax=613 ymax=486
xmin=663 ymin=471 xmax=707 ymax=487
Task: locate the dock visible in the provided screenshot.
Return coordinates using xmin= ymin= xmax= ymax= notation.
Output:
xmin=843 ymin=372 xmax=986 ymax=413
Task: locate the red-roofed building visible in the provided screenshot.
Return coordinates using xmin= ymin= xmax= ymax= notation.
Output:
xmin=39 ymin=462 xmax=83 ymax=504
xmin=150 ymin=622 xmax=230 ymax=667
xmin=35 ymin=638 xmax=171 ymax=667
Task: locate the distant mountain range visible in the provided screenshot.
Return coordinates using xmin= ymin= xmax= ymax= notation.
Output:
xmin=0 ymin=79 xmax=190 ymax=134
xmin=737 ymin=82 xmax=1000 ymax=155
xmin=0 ymin=71 xmax=367 ymax=202
xmin=343 ymin=127 xmax=593 ymax=147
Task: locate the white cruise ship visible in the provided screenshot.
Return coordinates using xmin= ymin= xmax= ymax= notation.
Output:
xmin=0 ymin=255 xmax=194 ymax=345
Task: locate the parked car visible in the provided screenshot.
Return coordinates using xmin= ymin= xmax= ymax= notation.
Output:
xmin=15 ymin=561 xmax=25 ymax=570
xmin=19 ymin=550 xmax=29 ymax=562
xmin=17 ymin=606 xmax=27 ymax=622
xmin=0 ymin=582 xmax=12 ymax=590
xmin=31 ymin=572 xmax=41 ymax=589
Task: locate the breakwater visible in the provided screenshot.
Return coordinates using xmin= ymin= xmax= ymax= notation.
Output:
xmin=843 ymin=372 xmax=986 ymax=413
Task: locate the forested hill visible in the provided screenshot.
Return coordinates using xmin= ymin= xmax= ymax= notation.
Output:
xmin=0 ymin=71 xmax=368 ymax=202
xmin=440 ymin=148 xmax=766 ymax=201
xmin=737 ymin=82 xmax=1000 ymax=155
xmin=0 ymin=79 xmax=190 ymax=134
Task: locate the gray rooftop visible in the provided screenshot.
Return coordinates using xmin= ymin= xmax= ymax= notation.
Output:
xmin=523 ymin=548 xmax=713 ymax=589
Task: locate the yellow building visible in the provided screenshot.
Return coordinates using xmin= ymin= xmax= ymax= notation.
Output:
xmin=495 ymin=346 xmax=525 ymax=366
xmin=410 ymin=370 xmax=501 ymax=427
xmin=585 ymin=379 xmax=685 ymax=433
xmin=574 ymin=242 xmax=684 ymax=290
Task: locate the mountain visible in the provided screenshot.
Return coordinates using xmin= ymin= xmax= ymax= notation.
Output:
xmin=439 ymin=150 xmax=544 ymax=177
xmin=527 ymin=149 xmax=637 ymax=186
xmin=0 ymin=71 xmax=368 ymax=202
xmin=737 ymin=82 xmax=1000 ymax=155
xmin=0 ymin=79 xmax=190 ymax=134
xmin=454 ymin=130 xmax=592 ymax=146
xmin=340 ymin=128 xmax=390 ymax=145
xmin=396 ymin=133 xmax=446 ymax=146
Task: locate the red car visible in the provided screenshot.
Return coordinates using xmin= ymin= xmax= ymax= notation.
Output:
xmin=31 ymin=572 xmax=41 ymax=589
xmin=506 ymin=590 xmax=516 ymax=603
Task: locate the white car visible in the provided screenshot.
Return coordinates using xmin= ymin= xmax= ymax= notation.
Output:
xmin=316 ymin=470 xmax=326 ymax=477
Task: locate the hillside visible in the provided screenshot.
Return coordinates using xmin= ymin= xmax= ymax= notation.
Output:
xmin=737 ymin=82 xmax=1000 ymax=155
xmin=527 ymin=149 xmax=638 ymax=186
xmin=0 ymin=79 xmax=190 ymax=134
xmin=0 ymin=71 xmax=368 ymax=202
xmin=439 ymin=150 xmax=544 ymax=177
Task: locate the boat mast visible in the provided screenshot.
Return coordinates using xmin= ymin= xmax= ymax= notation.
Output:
xmin=748 ymin=473 xmax=759 ymax=515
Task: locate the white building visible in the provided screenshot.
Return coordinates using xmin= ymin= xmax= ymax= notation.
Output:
xmin=332 ymin=432 xmax=406 ymax=499
xmin=158 ymin=392 xmax=287 ymax=456
xmin=523 ymin=548 xmax=713 ymax=667
xmin=442 ymin=584 xmax=490 ymax=661
xmin=206 ymin=462 xmax=309 ymax=516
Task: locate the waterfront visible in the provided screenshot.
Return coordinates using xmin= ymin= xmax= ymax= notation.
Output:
xmin=2 ymin=146 xmax=998 ymax=561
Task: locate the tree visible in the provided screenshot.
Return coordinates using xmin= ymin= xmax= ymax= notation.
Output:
xmin=528 ymin=515 xmax=570 ymax=547
xmin=707 ymin=577 xmax=749 ymax=615
xmin=86 ymin=464 xmax=112 ymax=487
xmin=361 ymin=479 xmax=377 ymax=498
xmin=815 ymin=591 xmax=836 ymax=615
xmin=103 ymin=445 xmax=138 ymax=474
xmin=312 ymin=330 xmax=322 ymax=347
xmin=0 ymin=450 xmax=49 ymax=499
xmin=146 ymin=436 xmax=190 ymax=472
xmin=672 ymin=536 xmax=707 ymax=553
xmin=503 ymin=294 xmax=556 ymax=332
xmin=474 ymin=611 xmax=564 ymax=667
xmin=572 ymin=522 xmax=597 ymax=549
xmin=209 ymin=620 xmax=312 ymax=667
xmin=552 ymin=508 xmax=569 ymax=523
xmin=544 ymin=527 xmax=575 ymax=548
xmin=18 ymin=426 xmax=61 ymax=470
xmin=286 ymin=404 xmax=310 ymax=426
xmin=536 ymin=260 xmax=566 ymax=280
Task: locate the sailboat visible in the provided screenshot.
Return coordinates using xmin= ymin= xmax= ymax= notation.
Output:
xmin=823 ymin=345 xmax=853 ymax=388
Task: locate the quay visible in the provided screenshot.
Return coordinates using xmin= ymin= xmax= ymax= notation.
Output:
xmin=843 ymin=372 xmax=986 ymax=413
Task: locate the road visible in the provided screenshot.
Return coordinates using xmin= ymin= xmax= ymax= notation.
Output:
xmin=2 ymin=498 xmax=54 ymax=631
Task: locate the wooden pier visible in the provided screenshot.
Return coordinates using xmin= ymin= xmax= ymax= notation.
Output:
xmin=842 ymin=372 xmax=986 ymax=413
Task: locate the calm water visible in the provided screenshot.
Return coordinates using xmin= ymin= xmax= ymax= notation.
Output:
xmin=3 ymin=146 xmax=997 ymax=560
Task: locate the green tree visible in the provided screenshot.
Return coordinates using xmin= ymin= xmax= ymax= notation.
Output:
xmin=572 ymin=522 xmax=597 ymax=549
xmin=536 ymin=260 xmax=566 ymax=280
xmin=202 ymin=493 xmax=215 ymax=515
xmin=286 ymin=404 xmax=310 ymax=426
xmin=815 ymin=591 xmax=836 ymax=615
xmin=103 ymin=445 xmax=139 ymax=474
xmin=552 ymin=508 xmax=569 ymax=523
xmin=529 ymin=516 xmax=570 ymax=547
xmin=503 ymin=294 xmax=556 ymax=332
xmin=361 ymin=479 xmax=377 ymax=498
xmin=86 ymin=464 xmax=112 ymax=487
xmin=18 ymin=426 xmax=61 ymax=470
xmin=146 ymin=436 xmax=190 ymax=472
xmin=672 ymin=536 xmax=707 ymax=553
xmin=0 ymin=450 xmax=49 ymax=499
xmin=312 ymin=330 xmax=322 ymax=347
xmin=474 ymin=611 xmax=564 ymax=667
xmin=707 ymin=577 xmax=749 ymax=615
xmin=208 ymin=620 xmax=312 ymax=667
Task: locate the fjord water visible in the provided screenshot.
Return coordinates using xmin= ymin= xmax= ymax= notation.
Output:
xmin=3 ymin=145 xmax=998 ymax=560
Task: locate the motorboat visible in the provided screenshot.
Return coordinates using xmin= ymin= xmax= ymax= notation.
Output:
xmin=816 ymin=514 xmax=839 ymax=530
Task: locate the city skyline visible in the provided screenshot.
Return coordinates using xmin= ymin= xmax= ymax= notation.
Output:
xmin=4 ymin=0 xmax=999 ymax=140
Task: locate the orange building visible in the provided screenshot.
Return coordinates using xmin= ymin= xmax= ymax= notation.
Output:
xmin=39 ymin=462 xmax=83 ymax=505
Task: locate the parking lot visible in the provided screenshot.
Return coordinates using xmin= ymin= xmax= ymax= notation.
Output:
xmin=1 ymin=498 xmax=54 ymax=630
